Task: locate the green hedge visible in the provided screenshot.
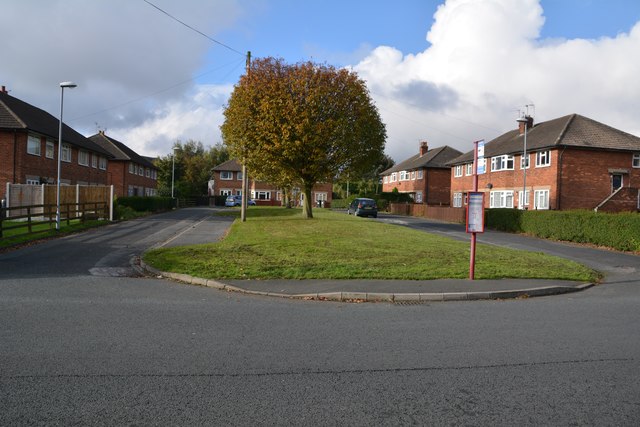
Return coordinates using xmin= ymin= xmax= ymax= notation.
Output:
xmin=486 ymin=209 xmax=640 ymax=252
xmin=115 ymin=196 xmax=175 ymax=212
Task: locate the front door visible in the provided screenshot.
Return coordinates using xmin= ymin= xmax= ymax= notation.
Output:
xmin=612 ymin=174 xmax=623 ymax=192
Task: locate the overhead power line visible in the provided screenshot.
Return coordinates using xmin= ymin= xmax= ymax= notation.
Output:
xmin=142 ymin=0 xmax=244 ymax=56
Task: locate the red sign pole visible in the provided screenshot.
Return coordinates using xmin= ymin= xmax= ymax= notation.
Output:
xmin=469 ymin=141 xmax=480 ymax=280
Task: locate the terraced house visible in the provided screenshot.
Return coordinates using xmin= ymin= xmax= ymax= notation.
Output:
xmin=89 ymin=131 xmax=158 ymax=197
xmin=448 ymin=114 xmax=640 ymax=212
xmin=0 ymin=87 xmax=112 ymax=201
xmin=381 ymin=142 xmax=462 ymax=205
xmin=211 ymin=158 xmax=332 ymax=207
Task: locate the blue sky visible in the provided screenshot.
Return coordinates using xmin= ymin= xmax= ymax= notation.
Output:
xmin=2 ymin=0 xmax=640 ymax=161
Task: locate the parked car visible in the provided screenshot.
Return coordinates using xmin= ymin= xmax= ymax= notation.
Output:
xmin=347 ymin=198 xmax=378 ymax=218
xmin=225 ymin=195 xmax=256 ymax=207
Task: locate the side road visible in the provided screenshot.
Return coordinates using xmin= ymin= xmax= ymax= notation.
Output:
xmin=145 ymin=212 xmax=639 ymax=302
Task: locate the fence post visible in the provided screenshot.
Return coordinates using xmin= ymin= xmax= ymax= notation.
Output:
xmin=109 ymin=185 xmax=114 ymax=221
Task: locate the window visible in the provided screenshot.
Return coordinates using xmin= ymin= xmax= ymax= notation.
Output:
xmin=26 ymin=178 xmax=40 ymax=185
xmin=235 ymin=190 xmax=242 ymax=196
xmin=411 ymin=171 xmax=416 ymax=180
xmin=453 ymin=192 xmax=463 ymax=207
xmin=315 ymin=192 xmax=327 ymax=201
xmin=253 ymin=191 xmax=271 ymax=200
xmin=400 ymin=171 xmax=409 ymax=181
xmin=466 ymin=163 xmax=473 ymax=176
xmin=138 ymin=166 xmax=144 ymax=176
xmin=391 ymin=172 xmax=397 ymax=182
xmin=417 ymin=170 xmax=423 ymax=179
xmin=46 ymin=140 xmax=54 ymax=159
xmin=415 ymin=191 xmax=423 ymax=203
xmin=454 ymin=165 xmax=463 ymax=177
xmin=99 ymin=156 xmax=107 ymax=170
xmin=220 ymin=189 xmax=232 ymax=196
xmin=536 ymin=150 xmax=551 ymax=167
xmin=129 ymin=163 xmax=134 ymax=174
xmin=145 ymin=168 xmax=150 ymax=178
xmin=489 ymin=190 xmax=514 ymax=208
xmin=534 ymin=189 xmax=549 ymax=210
xmin=27 ymin=135 xmax=41 ymax=156
xmin=220 ymin=171 xmax=233 ymax=180
xmin=91 ymin=154 xmax=97 ymax=168
xmin=78 ymin=150 xmax=89 ymax=166
xmin=276 ymin=191 xmax=282 ymax=201
xmin=491 ymin=155 xmax=514 ymax=171
xmin=383 ymin=176 xmax=388 ymax=184
xmin=518 ymin=190 xmax=530 ymax=209
xmin=61 ymin=144 xmax=72 ymax=162
xmin=520 ymin=154 xmax=530 ymax=169
xmin=237 ymin=171 xmax=243 ymax=180
xmin=633 ymin=153 xmax=640 ymax=168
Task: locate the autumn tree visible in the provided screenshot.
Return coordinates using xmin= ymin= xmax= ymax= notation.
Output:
xmin=221 ymin=57 xmax=386 ymax=218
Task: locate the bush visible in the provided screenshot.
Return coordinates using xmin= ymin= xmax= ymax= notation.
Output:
xmin=115 ymin=196 xmax=175 ymax=213
xmin=486 ymin=209 xmax=640 ymax=252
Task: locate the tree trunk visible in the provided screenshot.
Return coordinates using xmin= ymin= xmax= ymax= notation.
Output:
xmin=302 ymin=183 xmax=313 ymax=219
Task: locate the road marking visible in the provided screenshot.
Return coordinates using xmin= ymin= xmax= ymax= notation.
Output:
xmin=156 ymin=217 xmax=210 ymax=248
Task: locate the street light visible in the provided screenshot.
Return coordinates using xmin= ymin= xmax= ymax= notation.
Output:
xmin=171 ymin=147 xmax=177 ymax=199
xmin=56 ymin=81 xmax=77 ymax=230
xmin=516 ymin=115 xmax=529 ymax=210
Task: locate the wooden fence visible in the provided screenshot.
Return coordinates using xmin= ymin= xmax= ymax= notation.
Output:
xmin=0 ymin=201 xmax=109 ymax=242
xmin=389 ymin=203 xmax=466 ymax=223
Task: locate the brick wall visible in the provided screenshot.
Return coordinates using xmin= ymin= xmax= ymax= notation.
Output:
xmin=1 ymin=130 xmax=109 ymax=200
xmin=425 ymin=168 xmax=451 ymax=205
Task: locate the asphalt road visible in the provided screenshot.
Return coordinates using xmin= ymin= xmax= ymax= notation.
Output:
xmin=1 ymin=208 xmax=639 ymax=425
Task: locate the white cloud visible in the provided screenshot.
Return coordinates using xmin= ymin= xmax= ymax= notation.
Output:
xmin=354 ymin=0 xmax=640 ymax=162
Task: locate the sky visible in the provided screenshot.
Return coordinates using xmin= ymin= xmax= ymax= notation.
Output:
xmin=2 ymin=0 xmax=640 ymax=163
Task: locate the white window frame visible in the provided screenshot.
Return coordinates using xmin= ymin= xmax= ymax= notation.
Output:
xmin=632 ymin=153 xmax=640 ymax=168
xmin=91 ymin=153 xmax=97 ymax=168
xmin=534 ymin=189 xmax=550 ymax=210
xmin=315 ymin=192 xmax=328 ymax=201
xmin=138 ymin=166 xmax=144 ymax=176
xmin=383 ymin=176 xmax=388 ymax=184
xmin=454 ymin=165 xmax=463 ymax=177
xmin=453 ymin=192 xmax=463 ymax=207
xmin=520 ymin=153 xmax=530 ymax=169
xmin=391 ymin=172 xmax=397 ymax=182
xmin=491 ymin=155 xmax=514 ymax=172
xmin=417 ymin=170 xmax=423 ymax=179
xmin=536 ymin=150 xmax=551 ymax=167
xmin=411 ymin=171 xmax=416 ymax=180
xmin=26 ymin=178 xmax=40 ymax=185
xmin=252 ymin=190 xmax=271 ymax=200
xmin=415 ymin=191 xmax=423 ymax=203
xmin=518 ymin=190 xmax=530 ymax=209
xmin=129 ymin=163 xmax=134 ymax=174
xmin=236 ymin=171 xmax=243 ymax=181
xmin=489 ymin=190 xmax=514 ymax=208
xmin=466 ymin=163 xmax=473 ymax=176
xmin=400 ymin=171 xmax=409 ymax=181
xmin=220 ymin=189 xmax=232 ymax=196
xmin=145 ymin=168 xmax=150 ymax=178
xmin=46 ymin=140 xmax=55 ymax=159
xmin=61 ymin=143 xmax=72 ymax=162
xmin=27 ymin=135 xmax=41 ymax=156
xmin=78 ymin=150 xmax=89 ymax=166
xmin=99 ymin=156 xmax=107 ymax=170
xmin=220 ymin=171 xmax=233 ymax=180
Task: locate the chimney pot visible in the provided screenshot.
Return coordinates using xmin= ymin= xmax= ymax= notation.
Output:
xmin=419 ymin=140 xmax=429 ymax=156
xmin=517 ymin=116 xmax=534 ymax=135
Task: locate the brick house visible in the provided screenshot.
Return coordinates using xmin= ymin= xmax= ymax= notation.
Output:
xmin=88 ymin=131 xmax=158 ymax=197
xmin=380 ymin=142 xmax=462 ymax=205
xmin=0 ymin=88 xmax=112 ymax=201
xmin=211 ymin=158 xmax=333 ymax=206
xmin=448 ymin=114 xmax=640 ymax=212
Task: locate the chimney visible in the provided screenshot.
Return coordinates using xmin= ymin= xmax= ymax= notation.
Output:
xmin=419 ymin=141 xmax=429 ymax=156
xmin=518 ymin=116 xmax=534 ymax=135
xmin=1 ymin=86 xmax=7 ymax=94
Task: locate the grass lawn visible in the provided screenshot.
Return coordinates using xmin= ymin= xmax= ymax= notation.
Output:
xmin=0 ymin=219 xmax=108 ymax=249
xmin=143 ymin=207 xmax=598 ymax=282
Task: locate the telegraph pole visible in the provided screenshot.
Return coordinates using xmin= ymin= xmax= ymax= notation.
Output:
xmin=241 ymin=51 xmax=251 ymax=222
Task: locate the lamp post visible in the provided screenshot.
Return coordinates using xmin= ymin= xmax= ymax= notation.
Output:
xmin=517 ymin=115 xmax=529 ymax=210
xmin=171 ymin=147 xmax=177 ymax=199
xmin=56 ymin=81 xmax=77 ymax=230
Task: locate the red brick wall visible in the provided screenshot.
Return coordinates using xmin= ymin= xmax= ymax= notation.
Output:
xmin=382 ymin=167 xmax=452 ymax=205
xmin=558 ymin=148 xmax=640 ymax=210
xmin=597 ymin=188 xmax=639 ymax=212
xmin=112 ymin=161 xmax=158 ymax=197
xmin=1 ymin=130 xmax=109 ymax=199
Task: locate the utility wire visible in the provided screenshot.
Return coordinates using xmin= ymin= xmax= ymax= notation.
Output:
xmin=142 ymin=0 xmax=244 ymax=56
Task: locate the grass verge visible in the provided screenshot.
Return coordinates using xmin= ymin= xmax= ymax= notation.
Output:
xmin=143 ymin=208 xmax=598 ymax=282
xmin=0 ymin=219 xmax=108 ymax=250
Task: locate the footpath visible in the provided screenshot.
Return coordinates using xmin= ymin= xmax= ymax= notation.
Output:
xmin=139 ymin=210 xmax=596 ymax=303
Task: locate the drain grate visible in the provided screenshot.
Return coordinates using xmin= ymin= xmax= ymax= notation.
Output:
xmin=394 ymin=300 xmax=430 ymax=306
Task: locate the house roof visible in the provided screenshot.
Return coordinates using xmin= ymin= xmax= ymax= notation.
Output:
xmin=88 ymin=132 xmax=156 ymax=169
xmin=0 ymin=91 xmax=112 ymax=157
xmin=212 ymin=158 xmax=242 ymax=172
xmin=449 ymin=114 xmax=640 ymax=165
xmin=381 ymin=145 xmax=463 ymax=175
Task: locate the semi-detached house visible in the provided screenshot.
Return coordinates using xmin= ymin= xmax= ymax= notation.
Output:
xmin=0 ymin=87 xmax=112 ymax=201
xmin=448 ymin=114 xmax=640 ymax=212
xmin=211 ymin=158 xmax=332 ymax=206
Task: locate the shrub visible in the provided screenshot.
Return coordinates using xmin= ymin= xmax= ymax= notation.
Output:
xmin=115 ymin=196 xmax=175 ymax=213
